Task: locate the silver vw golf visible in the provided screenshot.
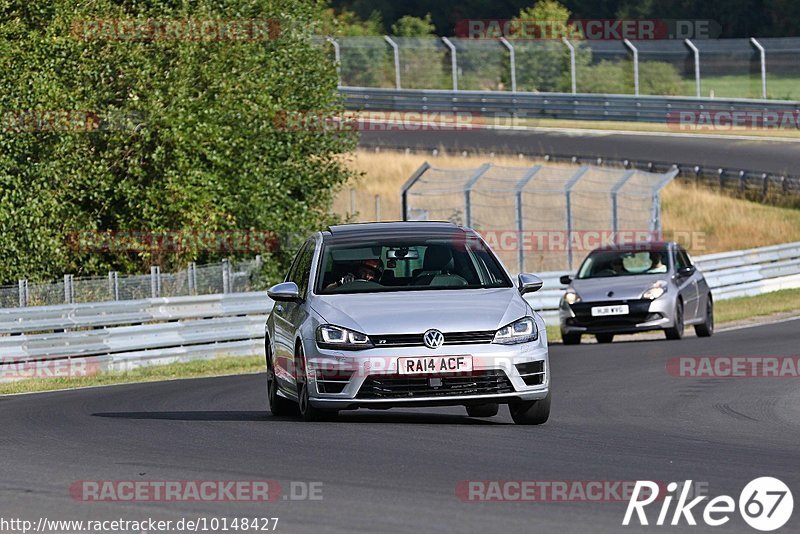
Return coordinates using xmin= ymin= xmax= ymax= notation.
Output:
xmin=265 ymin=222 xmax=550 ymax=424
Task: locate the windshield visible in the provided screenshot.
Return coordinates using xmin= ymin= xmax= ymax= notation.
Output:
xmin=316 ymin=233 xmax=512 ymax=294
xmin=576 ymin=246 xmax=670 ymax=279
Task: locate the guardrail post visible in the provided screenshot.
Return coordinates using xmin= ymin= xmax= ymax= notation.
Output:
xmin=18 ymin=279 xmax=28 ymax=307
xmin=108 ymin=271 xmax=119 ymax=300
xmin=500 ymin=37 xmax=516 ymax=92
xmin=623 ymin=39 xmax=639 ymax=96
xmin=463 ymin=163 xmax=491 ymax=227
xmin=64 ymin=274 xmax=74 ymax=304
xmin=750 ymin=38 xmax=767 ymax=99
xmin=222 ymin=259 xmax=231 ymax=294
xmin=384 ymin=36 xmax=401 ymax=89
xmin=188 ymin=262 xmax=197 ymax=294
xmin=441 ymin=37 xmax=458 ymax=91
xmin=326 ymin=37 xmax=341 ymax=87
xmin=685 ymin=39 xmax=701 ymax=97
xmin=401 ymin=162 xmax=431 ymax=221
xmin=150 ymin=266 xmax=161 ymax=298
xmin=562 ymin=38 xmax=577 ymax=94
xmin=564 ymin=166 xmax=590 ymax=270
xmin=515 ymin=165 xmax=542 ymax=272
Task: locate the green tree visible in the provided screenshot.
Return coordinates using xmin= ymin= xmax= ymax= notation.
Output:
xmin=0 ymin=0 xmax=357 ymax=284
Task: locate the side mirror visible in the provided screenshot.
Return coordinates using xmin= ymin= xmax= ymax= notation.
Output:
xmin=267 ymin=282 xmax=301 ymax=302
xmin=559 ymin=274 xmax=572 ymax=285
xmin=677 ymin=266 xmax=696 ymax=277
xmin=518 ymin=273 xmax=544 ymax=295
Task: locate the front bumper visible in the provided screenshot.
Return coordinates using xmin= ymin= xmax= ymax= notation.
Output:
xmin=302 ymin=340 xmax=549 ymax=410
xmin=559 ymin=298 xmax=674 ymax=334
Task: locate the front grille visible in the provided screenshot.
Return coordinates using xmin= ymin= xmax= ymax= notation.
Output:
xmin=568 ymin=299 xmax=653 ymax=326
xmin=371 ymin=330 xmax=496 ymax=347
xmin=356 ymin=370 xmax=513 ymax=399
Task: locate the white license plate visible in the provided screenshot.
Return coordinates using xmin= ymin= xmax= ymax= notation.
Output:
xmin=591 ymin=304 xmax=629 ymax=317
xmin=398 ymin=356 xmax=473 ymax=375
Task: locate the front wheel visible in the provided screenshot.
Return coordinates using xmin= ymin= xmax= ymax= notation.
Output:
xmin=694 ymin=296 xmax=714 ymax=337
xmin=466 ymin=403 xmax=499 ymax=418
xmin=595 ymin=333 xmax=614 ymax=344
xmin=296 ymin=344 xmax=337 ymax=422
xmin=509 ymin=393 xmax=551 ymax=425
xmin=266 ymin=342 xmax=294 ymax=416
xmin=664 ymin=300 xmax=684 ymax=340
xmin=561 ymin=332 xmax=582 ymax=345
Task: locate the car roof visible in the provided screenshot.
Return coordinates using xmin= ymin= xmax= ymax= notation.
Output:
xmin=590 ymin=241 xmax=674 ymax=252
xmin=324 ymin=221 xmax=468 ymax=242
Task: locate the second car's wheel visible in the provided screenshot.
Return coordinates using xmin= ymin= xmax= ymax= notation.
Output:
xmin=295 ymin=344 xmax=337 ymax=422
xmin=466 ymin=403 xmax=499 ymax=418
xmin=509 ymin=393 xmax=551 ymax=425
xmin=266 ymin=341 xmax=294 ymax=416
xmin=561 ymin=332 xmax=582 ymax=345
xmin=595 ymin=333 xmax=614 ymax=344
xmin=694 ymin=296 xmax=714 ymax=337
xmin=664 ymin=300 xmax=685 ymax=340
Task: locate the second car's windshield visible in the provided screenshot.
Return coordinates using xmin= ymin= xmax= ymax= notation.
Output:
xmin=576 ymin=247 xmax=670 ymax=279
xmin=316 ymin=233 xmax=512 ymax=294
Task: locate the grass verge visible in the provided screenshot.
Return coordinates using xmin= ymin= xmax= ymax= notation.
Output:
xmin=0 ymin=356 xmax=264 ymax=396
xmin=546 ymin=286 xmax=800 ymax=343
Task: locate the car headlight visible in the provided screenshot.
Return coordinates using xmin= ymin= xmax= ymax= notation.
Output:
xmin=493 ymin=316 xmax=538 ymax=345
xmin=564 ymin=289 xmax=581 ymax=305
xmin=316 ymin=325 xmax=373 ymax=350
xmin=642 ymin=280 xmax=668 ymax=300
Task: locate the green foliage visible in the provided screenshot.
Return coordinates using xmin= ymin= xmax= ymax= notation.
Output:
xmin=0 ymin=0 xmax=357 ymax=285
xmin=391 ymin=14 xmax=435 ymax=37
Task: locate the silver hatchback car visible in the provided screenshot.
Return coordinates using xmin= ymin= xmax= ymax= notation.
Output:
xmin=559 ymin=241 xmax=713 ymax=344
xmin=265 ymin=222 xmax=551 ymax=424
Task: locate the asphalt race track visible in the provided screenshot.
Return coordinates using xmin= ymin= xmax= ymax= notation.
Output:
xmin=2 ymin=319 xmax=799 ymax=533
xmin=360 ymin=128 xmax=800 ymax=175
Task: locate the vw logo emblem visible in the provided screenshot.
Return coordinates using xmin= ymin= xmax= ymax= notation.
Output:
xmin=423 ymin=329 xmax=444 ymax=349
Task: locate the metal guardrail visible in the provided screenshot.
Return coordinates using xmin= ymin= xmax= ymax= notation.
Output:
xmin=0 ymin=241 xmax=797 ymax=381
xmin=524 ymin=241 xmax=800 ymax=324
xmin=342 ymin=86 xmax=800 ymax=124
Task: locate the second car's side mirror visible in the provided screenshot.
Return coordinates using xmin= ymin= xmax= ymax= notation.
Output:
xmin=518 ymin=273 xmax=544 ymax=295
xmin=677 ymin=266 xmax=696 ymax=277
xmin=267 ymin=282 xmax=301 ymax=302
xmin=559 ymin=274 xmax=572 ymax=285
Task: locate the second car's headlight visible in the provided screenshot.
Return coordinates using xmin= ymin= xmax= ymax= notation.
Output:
xmin=564 ymin=289 xmax=581 ymax=305
xmin=642 ymin=280 xmax=668 ymax=300
xmin=493 ymin=317 xmax=539 ymax=345
xmin=316 ymin=325 xmax=373 ymax=350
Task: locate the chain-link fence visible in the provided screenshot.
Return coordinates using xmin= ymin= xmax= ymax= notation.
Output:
xmin=401 ymin=162 xmax=677 ymax=272
xmin=0 ymin=257 xmax=264 ymax=309
xmin=326 ymin=36 xmax=800 ymax=100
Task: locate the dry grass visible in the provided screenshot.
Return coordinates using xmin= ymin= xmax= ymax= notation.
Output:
xmin=336 ymin=149 xmax=800 ymax=254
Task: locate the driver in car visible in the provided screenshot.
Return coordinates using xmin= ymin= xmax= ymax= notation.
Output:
xmin=327 ymin=258 xmax=384 ymax=289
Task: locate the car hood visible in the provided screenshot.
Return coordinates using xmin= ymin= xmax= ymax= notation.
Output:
xmin=570 ymin=274 xmax=668 ymax=301
xmin=311 ymin=288 xmax=529 ymax=335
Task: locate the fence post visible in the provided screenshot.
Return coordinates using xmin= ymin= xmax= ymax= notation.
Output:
xmin=326 ymin=37 xmax=341 ymax=86
xmin=401 ymin=162 xmax=431 ymax=221
xmin=750 ymin=38 xmax=767 ymax=99
xmin=499 ymin=37 xmax=516 ymax=92
xmin=375 ymin=194 xmax=381 ymax=221
xmin=610 ymin=170 xmax=637 ymax=236
xmin=564 ymin=166 xmax=590 ymax=270
xmin=562 ymin=38 xmax=577 ymax=94
xmin=18 ymin=280 xmax=28 ymax=307
xmin=441 ymin=37 xmax=458 ymax=91
xmin=222 ymin=259 xmax=231 ymax=294
xmin=349 ymin=188 xmax=357 ymax=217
xmin=64 ymin=274 xmax=74 ymax=304
xmin=463 ymin=163 xmax=492 ymax=227
xmin=384 ymin=36 xmax=401 ymax=89
xmin=685 ymin=39 xmax=701 ymax=97
xmin=108 ymin=271 xmax=119 ymax=300
xmin=623 ymin=39 xmax=639 ymax=96
xmin=188 ymin=262 xmax=197 ymax=294
xmin=514 ymin=165 xmax=542 ymax=273
xmin=150 ymin=266 xmax=161 ymax=298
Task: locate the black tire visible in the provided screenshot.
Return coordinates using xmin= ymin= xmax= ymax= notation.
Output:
xmin=466 ymin=403 xmax=499 ymax=418
xmin=295 ymin=344 xmax=337 ymax=422
xmin=664 ymin=299 xmax=685 ymax=340
xmin=694 ymin=295 xmax=714 ymax=337
xmin=595 ymin=333 xmax=614 ymax=344
xmin=509 ymin=392 xmax=551 ymax=425
xmin=266 ymin=340 xmax=294 ymax=416
xmin=561 ymin=332 xmax=582 ymax=345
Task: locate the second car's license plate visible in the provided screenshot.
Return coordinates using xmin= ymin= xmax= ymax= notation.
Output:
xmin=591 ymin=304 xmax=629 ymax=317
xmin=398 ymin=356 xmax=473 ymax=375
